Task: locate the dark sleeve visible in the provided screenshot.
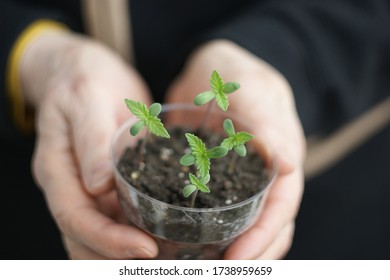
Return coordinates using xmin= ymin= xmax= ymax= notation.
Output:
xmin=0 ymin=0 xmax=81 ymax=142
xmin=197 ymin=0 xmax=390 ymax=136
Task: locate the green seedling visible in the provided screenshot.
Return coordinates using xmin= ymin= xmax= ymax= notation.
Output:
xmin=180 ymin=133 xmax=227 ymax=207
xmin=221 ymin=119 xmax=254 ymax=173
xmin=194 ymin=70 xmax=240 ymax=133
xmin=180 ymin=133 xmax=227 ymax=178
xmin=125 ymin=99 xmax=170 ymax=165
xmin=183 ymin=173 xmax=210 ymax=208
xmin=194 ymin=70 xmax=240 ymax=111
xmin=124 ymin=71 xmax=252 ymax=208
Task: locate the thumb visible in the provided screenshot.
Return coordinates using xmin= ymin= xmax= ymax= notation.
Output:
xmin=252 ymin=125 xmax=301 ymax=177
xmin=72 ymin=95 xmax=120 ymax=195
xmin=71 ymin=86 xmax=150 ymax=195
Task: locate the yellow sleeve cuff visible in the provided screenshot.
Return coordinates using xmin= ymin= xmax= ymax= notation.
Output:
xmin=6 ymin=19 xmax=69 ymax=133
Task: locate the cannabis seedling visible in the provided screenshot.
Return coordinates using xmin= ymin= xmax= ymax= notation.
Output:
xmin=182 ymin=173 xmax=210 ymax=209
xmin=221 ymin=119 xmax=254 ymax=173
xmin=194 ymin=70 xmax=240 ymax=133
xmin=124 ymin=99 xmax=170 ymax=166
xmin=180 ymin=133 xmax=227 ymax=207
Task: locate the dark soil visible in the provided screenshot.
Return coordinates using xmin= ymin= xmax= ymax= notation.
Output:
xmin=117 ymin=127 xmax=269 ymax=209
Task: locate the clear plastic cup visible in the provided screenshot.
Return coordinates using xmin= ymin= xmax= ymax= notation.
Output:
xmin=112 ymin=103 xmax=277 ymax=259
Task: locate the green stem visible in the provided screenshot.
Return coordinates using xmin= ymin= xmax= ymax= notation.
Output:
xmin=198 ymin=100 xmax=214 ymax=137
xmin=228 ymin=152 xmax=239 ymax=174
xmin=190 ymin=189 xmax=199 ymax=208
xmin=138 ymin=131 xmax=150 ymax=169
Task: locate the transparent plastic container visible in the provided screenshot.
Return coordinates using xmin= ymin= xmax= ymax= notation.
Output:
xmin=112 ymin=103 xmax=277 ymax=259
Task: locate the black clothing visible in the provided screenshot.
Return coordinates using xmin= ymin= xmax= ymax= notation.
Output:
xmin=0 ymin=0 xmax=389 ymax=259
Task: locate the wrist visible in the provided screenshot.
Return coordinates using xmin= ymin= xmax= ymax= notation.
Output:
xmin=6 ymin=20 xmax=69 ymax=132
xmin=21 ymin=31 xmax=84 ymax=108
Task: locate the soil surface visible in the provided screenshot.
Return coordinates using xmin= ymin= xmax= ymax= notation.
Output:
xmin=117 ymin=127 xmax=269 ymax=208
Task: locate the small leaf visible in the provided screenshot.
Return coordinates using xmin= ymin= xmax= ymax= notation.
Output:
xmin=223 ymin=82 xmax=240 ymax=94
xmin=149 ymin=103 xmax=162 ymax=116
xmin=196 ymin=157 xmax=210 ymax=179
xmin=124 ymin=99 xmax=149 ymax=120
xmin=201 ymin=174 xmax=210 ymax=184
xmin=221 ymin=131 xmax=254 ymax=152
xmin=185 ymin=133 xmax=207 ymax=154
xmin=235 ymin=131 xmax=254 ymax=143
xmin=234 ymin=144 xmax=247 ymax=157
xmin=145 ymin=116 xmax=170 ymax=138
xmin=206 ymin=146 xmax=228 ymax=159
xmin=183 ymin=184 xmax=197 ymax=198
xmin=197 ymin=183 xmax=210 ymax=193
xmin=130 ymin=120 xmax=145 ymax=136
xmin=215 ymin=91 xmax=229 ymax=111
xmin=180 ymin=153 xmax=195 ymax=166
xmin=184 ymin=133 xmax=210 ymax=178
xmin=223 ymin=119 xmax=235 ymax=136
xmin=221 ymin=137 xmax=234 ymax=150
xmin=193 ymin=91 xmax=216 ymax=106
xmin=210 ymin=70 xmax=224 ymax=94
xmin=189 ymin=173 xmax=210 ymax=193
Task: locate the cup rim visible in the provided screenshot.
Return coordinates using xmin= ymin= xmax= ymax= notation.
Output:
xmin=111 ymin=103 xmax=278 ymax=213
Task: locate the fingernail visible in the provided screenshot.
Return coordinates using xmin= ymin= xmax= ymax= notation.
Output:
xmin=128 ymin=247 xmax=154 ymax=259
xmin=86 ymin=161 xmax=113 ymax=190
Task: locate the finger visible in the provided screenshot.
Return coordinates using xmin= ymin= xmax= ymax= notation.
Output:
xmin=62 ymin=236 xmax=110 ymax=260
xmin=67 ymin=77 xmax=151 ymax=194
xmin=67 ymin=79 xmax=122 ymax=194
xmin=223 ymin=169 xmax=303 ymax=259
xmin=250 ymin=122 xmax=299 ymax=176
xmin=256 ymin=222 xmax=295 ymax=260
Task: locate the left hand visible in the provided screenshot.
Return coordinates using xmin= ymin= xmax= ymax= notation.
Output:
xmin=23 ymin=32 xmax=158 ymax=259
xmin=165 ymin=40 xmax=306 ymax=259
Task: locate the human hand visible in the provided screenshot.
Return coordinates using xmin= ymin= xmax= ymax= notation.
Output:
xmin=165 ymin=40 xmax=306 ymax=259
xmin=22 ymin=31 xmax=158 ymax=259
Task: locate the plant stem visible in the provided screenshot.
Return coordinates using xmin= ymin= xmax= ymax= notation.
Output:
xmin=228 ymin=152 xmax=239 ymax=174
xmin=138 ymin=131 xmax=150 ymax=170
xmin=198 ymin=100 xmax=214 ymax=136
xmin=190 ymin=189 xmax=198 ymax=208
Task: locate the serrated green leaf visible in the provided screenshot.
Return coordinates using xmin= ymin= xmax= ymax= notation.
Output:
xmin=235 ymin=131 xmax=254 ymax=143
xmin=223 ymin=82 xmax=240 ymax=94
xmin=193 ymin=91 xmax=216 ymax=106
xmin=197 ymin=182 xmax=210 ymax=193
xmin=210 ymin=70 xmax=224 ymax=93
xmin=184 ymin=133 xmax=210 ymax=178
xmin=195 ymin=156 xmax=210 ymax=179
xmin=201 ymin=174 xmax=210 ymax=184
xmin=124 ymin=99 xmax=149 ymax=120
xmin=185 ymin=133 xmax=207 ymax=155
xmin=223 ymin=119 xmax=235 ymax=136
xmin=183 ymin=184 xmax=197 ymax=198
xmin=130 ymin=120 xmax=145 ymax=136
xmin=206 ymin=146 xmax=228 ymax=159
xmin=144 ymin=116 xmax=170 ymax=138
xmin=215 ymin=92 xmax=229 ymax=111
xmin=234 ymin=144 xmax=247 ymax=157
xmin=149 ymin=103 xmax=162 ymax=116
xmin=221 ymin=131 xmax=254 ymax=153
xmin=180 ymin=153 xmax=195 ymax=166
xmin=189 ymin=173 xmax=210 ymax=193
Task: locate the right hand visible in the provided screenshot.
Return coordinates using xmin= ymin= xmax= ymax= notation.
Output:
xmin=166 ymin=40 xmax=306 ymax=259
xmin=22 ymin=31 xmax=158 ymax=259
